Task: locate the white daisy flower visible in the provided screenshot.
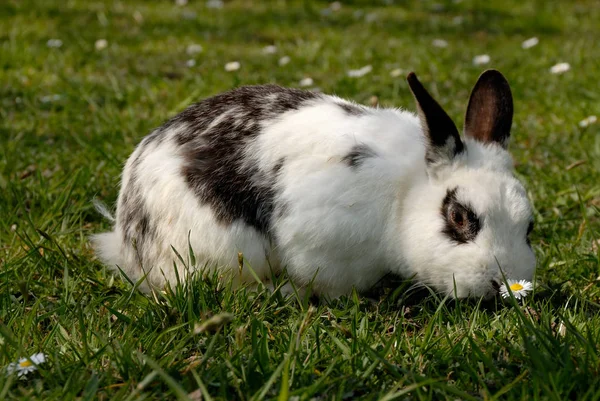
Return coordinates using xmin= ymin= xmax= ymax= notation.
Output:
xmin=389 ymin=68 xmax=404 ymax=78
xmin=521 ymin=37 xmax=539 ymax=49
xmin=186 ymin=59 xmax=196 ymax=67
xmin=330 ymin=1 xmax=342 ymax=11
xmin=550 ymin=62 xmax=570 ymax=74
xmin=40 ymin=94 xmax=62 ymax=103
xmin=500 ymin=279 xmax=533 ymax=300
xmin=224 ymin=61 xmax=241 ymax=71
xmin=6 ymin=353 xmax=46 ymax=378
xmin=95 ymin=39 xmax=108 ymax=51
xmin=432 ymin=39 xmax=448 ymax=48
xmin=262 ymin=45 xmax=277 ymax=55
xmin=347 ymin=65 xmax=372 ymax=78
xmin=47 ymin=39 xmax=63 ymax=48
xmin=473 ymin=54 xmax=491 ymax=66
xmin=186 ymin=43 xmax=203 ymax=55
xmin=299 ymin=77 xmax=314 ymax=87
xmin=578 ymin=115 xmax=596 ymax=128
xmin=206 ymin=0 xmax=224 ymax=9
xmin=278 ymin=56 xmax=291 ymax=66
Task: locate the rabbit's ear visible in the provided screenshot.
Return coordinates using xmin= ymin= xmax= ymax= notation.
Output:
xmin=464 ymin=69 xmax=513 ymax=149
xmin=407 ymin=72 xmax=464 ymax=171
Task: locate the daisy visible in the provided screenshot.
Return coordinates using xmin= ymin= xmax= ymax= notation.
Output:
xmin=46 ymin=39 xmax=63 ymax=48
xmin=6 ymin=353 xmax=46 ymax=378
xmin=224 ymin=61 xmax=240 ymax=72
xmin=186 ymin=44 xmax=203 ymax=55
xmin=299 ymin=77 xmax=314 ymax=87
xmin=500 ymin=280 xmax=533 ymax=300
xmin=389 ymin=68 xmax=404 ymax=78
xmin=262 ymin=45 xmax=277 ymax=55
xmin=550 ymin=62 xmax=570 ymax=74
xmin=432 ymin=39 xmax=448 ymax=48
xmin=206 ymin=0 xmax=224 ymax=9
xmin=473 ymin=54 xmax=491 ymax=66
xmin=578 ymin=115 xmax=597 ymax=128
xmin=521 ymin=37 xmax=539 ymax=49
xmin=40 ymin=94 xmax=62 ymax=103
xmin=347 ymin=65 xmax=372 ymax=78
xmin=95 ymin=39 xmax=108 ymax=51
xmin=278 ymin=56 xmax=291 ymax=66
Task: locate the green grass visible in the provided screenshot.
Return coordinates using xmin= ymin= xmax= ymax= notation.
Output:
xmin=1 ymin=0 xmax=600 ymax=399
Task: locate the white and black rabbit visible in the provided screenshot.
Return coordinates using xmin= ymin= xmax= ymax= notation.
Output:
xmin=92 ymin=70 xmax=536 ymax=298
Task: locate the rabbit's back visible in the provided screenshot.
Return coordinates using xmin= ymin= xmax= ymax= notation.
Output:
xmin=94 ymin=85 xmax=424 ymax=293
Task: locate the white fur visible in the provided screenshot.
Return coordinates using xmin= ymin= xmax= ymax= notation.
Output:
xmin=93 ymin=91 xmax=535 ymax=299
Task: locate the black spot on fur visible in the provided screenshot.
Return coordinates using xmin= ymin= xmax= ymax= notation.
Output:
xmin=441 ymin=188 xmax=482 ymax=244
xmin=342 ymin=144 xmax=377 ymax=169
xmin=338 ymin=102 xmax=365 ymax=116
xmin=273 ymin=158 xmax=285 ymax=175
xmin=274 ymin=202 xmax=289 ymax=219
xmin=141 ymin=128 xmax=167 ymax=147
xmin=138 ymin=213 xmax=152 ymax=238
xmin=119 ymin=154 xmax=155 ymax=258
xmin=170 ymin=85 xmax=321 ymax=146
xmin=172 ymin=85 xmax=320 ymax=234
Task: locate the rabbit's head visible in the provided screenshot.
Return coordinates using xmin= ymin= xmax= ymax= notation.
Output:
xmin=399 ymin=70 xmax=536 ymax=298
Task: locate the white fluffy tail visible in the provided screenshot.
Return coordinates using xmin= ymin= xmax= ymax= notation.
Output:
xmin=91 ymin=199 xmax=120 ymax=268
xmin=93 ymin=198 xmax=115 ymax=223
xmin=90 ymin=231 xmax=122 ymax=269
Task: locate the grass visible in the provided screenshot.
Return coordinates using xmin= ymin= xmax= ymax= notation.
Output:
xmin=1 ymin=0 xmax=600 ymax=399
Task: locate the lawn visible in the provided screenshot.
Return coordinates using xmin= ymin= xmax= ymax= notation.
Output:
xmin=1 ymin=0 xmax=600 ymax=399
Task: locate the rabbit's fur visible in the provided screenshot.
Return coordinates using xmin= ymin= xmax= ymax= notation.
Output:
xmin=93 ymin=70 xmax=536 ymax=298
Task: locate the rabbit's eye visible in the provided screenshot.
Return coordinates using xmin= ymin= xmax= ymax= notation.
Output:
xmin=451 ymin=210 xmax=465 ymax=227
xmin=441 ymin=188 xmax=482 ymax=244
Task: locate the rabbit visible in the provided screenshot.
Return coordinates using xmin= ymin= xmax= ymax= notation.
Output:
xmin=92 ymin=69 xmax=536 ymax=299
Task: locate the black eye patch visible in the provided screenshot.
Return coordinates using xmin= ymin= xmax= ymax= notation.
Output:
xmin=441 ymin=188 xmax=482 ymax=244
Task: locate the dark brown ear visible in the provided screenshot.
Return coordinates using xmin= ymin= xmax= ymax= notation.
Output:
xmin=464 ymin=70 xmax=513 ymax=149
xmin=406 ymin=72 xmax=464 ymax=169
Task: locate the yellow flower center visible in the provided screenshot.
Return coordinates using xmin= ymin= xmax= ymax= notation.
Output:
xmin=510 ymin=283 xmax=524 ymax=291
xmin=19 ymin=360 xmax=33 ymax=368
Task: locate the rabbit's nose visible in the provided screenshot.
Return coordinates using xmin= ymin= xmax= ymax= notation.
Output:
xmin=491 ymin=280 xmax=501 ymax=293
